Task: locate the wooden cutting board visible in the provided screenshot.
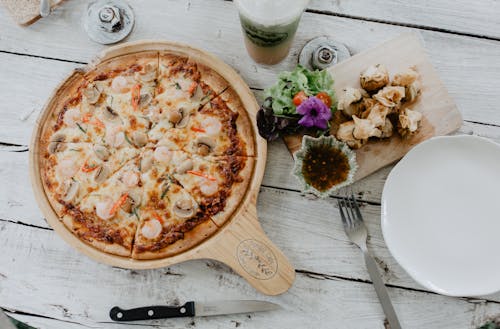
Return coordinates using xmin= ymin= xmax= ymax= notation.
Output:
xmin=284 ymin=32 xmax=463 ymax=181
xmin=0 ymin=0 xmax=64 ymax=26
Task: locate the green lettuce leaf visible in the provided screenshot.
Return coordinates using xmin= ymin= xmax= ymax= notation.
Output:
xmin=264 ymin=65 xmax=336 ymax=116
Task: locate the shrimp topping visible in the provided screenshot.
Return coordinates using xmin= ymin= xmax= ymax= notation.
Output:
xmin=200 ymin=179 xmax=218 ymax=196
xmin=63 ymin=107 xmax=82 ymax=127
xmin=111 ymin=76 xmax=131 ymax=93
xmin=154 ymin=146 xmax=172 ymax=163
xmin=200 ymin=117 xmax=222 ymax=136
xmin=141 ymin=218 xmax=162 ymax=239
xmin=95 ymin=197 xmax=114 ymax=220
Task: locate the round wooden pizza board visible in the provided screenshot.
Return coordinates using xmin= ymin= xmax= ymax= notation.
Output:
xmin=29 ymin=40 xmax=295 ymax=296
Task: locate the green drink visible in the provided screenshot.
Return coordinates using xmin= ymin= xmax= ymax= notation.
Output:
xmin=235 ymin=0 xmax=309 ymax=65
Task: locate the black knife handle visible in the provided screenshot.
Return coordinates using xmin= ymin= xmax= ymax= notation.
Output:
xmin=109 ymin=302 xmax=195 ymax=321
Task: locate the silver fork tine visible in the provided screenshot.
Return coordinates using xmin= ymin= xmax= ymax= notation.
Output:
xmin=345 ymin=192 xmax=357 ymax=226
xmin=337 ymin=199 xmax=347 ymax=226
xmin=338 ymin=198 xmax=351 ymax=228
xmin=351 ymin=193 xmax=364 ymax=221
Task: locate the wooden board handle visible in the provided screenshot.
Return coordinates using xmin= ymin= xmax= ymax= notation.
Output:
xmin=198 ymin=204 xmax=295 ymax=295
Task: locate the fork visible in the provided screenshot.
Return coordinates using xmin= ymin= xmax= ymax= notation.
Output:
xmin=338 ymin=192 xmax=402 ymax=329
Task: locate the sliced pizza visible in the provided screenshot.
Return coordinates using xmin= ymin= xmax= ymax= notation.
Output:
xmin=154 ymin=89 xmax=255 ymax=156
xmin=61 ymin=157 xmax=143 ymax=256
xmin=132 ymin=150 xmax=217 ymax=259
xmin=40 ymin=140 xmax=139 ymax=216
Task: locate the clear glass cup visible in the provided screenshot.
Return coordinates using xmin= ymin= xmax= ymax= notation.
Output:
xmin=235 ymin=0 xmax=310 ymax=65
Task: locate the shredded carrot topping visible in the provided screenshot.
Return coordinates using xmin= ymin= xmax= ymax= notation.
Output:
xmin=92 ymin=118 xmax=105 ymax=129
xmin=109 ymin=193 xmax=129 ymax=216
xmin=187 ymin=170 xmax=216 ymax=181
xmin=81 ymin=160 xmax=99 ymax=172
xmin=190 ymin=126 xmax=206 ymax=133
xmin=152 ymin=211 xmax=164 ymax=224
xmin=131 ymin=84 xmax=141 ymax=110
xmin=82 ymin=113 xmax=92 ymax=123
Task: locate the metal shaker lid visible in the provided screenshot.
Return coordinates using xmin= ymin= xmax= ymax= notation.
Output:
xmin=84 ymin=0 xmax=135 ymax=45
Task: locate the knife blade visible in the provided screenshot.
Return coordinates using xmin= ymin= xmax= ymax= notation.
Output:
xmin=109 ymin=300 xmax=280 ymax=321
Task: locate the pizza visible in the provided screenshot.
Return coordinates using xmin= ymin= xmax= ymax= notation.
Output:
xmin=39 ymin=51 xmax=255 ymax=259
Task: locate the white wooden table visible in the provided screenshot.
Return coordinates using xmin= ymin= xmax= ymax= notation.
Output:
xmin=1 ymin=1 xmax=500 ymax=328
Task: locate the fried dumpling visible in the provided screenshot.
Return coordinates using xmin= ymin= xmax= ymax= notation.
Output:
xmin=336 ymin=120 xmax=365 ymax=149
xmin=338 ymin=87 xmax=368 ymax=117
xmin=361 ymin=102 xmax=390 ymax=128
xmin=398 ymin=108 xmax=423 ymax=137
xmin=360 ymin=64 xmax=389 ymax=93
xmin=352 ymin=115 xmax=382 ymax=140
xmin=373 ymin=86 xmax=406 ymax=109
xmin=380 ymin=118 xmax=394 ymax=138
xmin=392 ymin=67 xmax=421 ymax=102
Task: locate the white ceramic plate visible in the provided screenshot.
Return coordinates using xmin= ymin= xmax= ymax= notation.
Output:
xmin=382 ymin=135 xmax=500 ymax=297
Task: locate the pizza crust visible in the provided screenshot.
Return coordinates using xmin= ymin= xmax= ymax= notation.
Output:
xmin=132 ymin=218 xmax=218 ymax=259
xmin=216 ymin=87 xmax=256 ymax=157
xmin=84 ymin=51 xmax=159 ymax=82
xmin=40 ymin=71 xmax=88 ymax=144
xmin=211 ymin=157 xmax=255 ymax=227
xmin=194 ymin=61 xmax=229 ymax=96
xmin=62 ymin=214 xmax=135 ymax=257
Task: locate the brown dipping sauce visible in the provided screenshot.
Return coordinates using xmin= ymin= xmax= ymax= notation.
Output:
xmin=301 ymin=144 xmax=350 ymax=192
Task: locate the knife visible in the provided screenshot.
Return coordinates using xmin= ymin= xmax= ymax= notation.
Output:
xmin=109 ymin=300 xmax=280 ymax=321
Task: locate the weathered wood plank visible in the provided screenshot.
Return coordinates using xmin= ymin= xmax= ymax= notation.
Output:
xmin=308 ymin=0 xmax=500 ymax=39
xmin=3 ymin=120 xmax=500 ymax=228
xmin=0 ymin=1 xmax=499 ymax=132
xmin=2 ymin=220 xmax=500 ymax=329
xmin=3 ymin=179 xmax=500 ymax=303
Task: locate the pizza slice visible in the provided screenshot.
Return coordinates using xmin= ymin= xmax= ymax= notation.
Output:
xmin=147 ymin=53 xmax=229 ymax=145
xmin=61 ymin=157 xmax=143 ymax=256
xmin=154 ymin=88 xmax=256 ymax=156
xmin=138 ymin=148 xmax=252 ymax=226
xmin=82 ymin=51 xmax=159 ymax=146
xmin=169 ymin=152 xmax=254 ymax=227
xmin=132 ymin=149 xmax=218 ymax=259
xmin=40 ymin=140 xmax=139 ymax=216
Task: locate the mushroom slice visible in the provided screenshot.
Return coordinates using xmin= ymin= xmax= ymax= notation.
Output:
xmin=360 ymin=64 xmax=390 ymax=93
xmin=135 ymin=63 xmax=157 ymax=82
xmin=103 ymin=106 xmax=121 ymax=122
xmin=195 ymin=136 xmax=216 ymax=156
xmin=121 ymin=191 xmax=142 ymax=213
xmin=172 ymin=197 xmax=197 ymax=219
xmin=176 ymin=108 xmax=190 ymax=128
xmin=352 ymin=115 xmax=382 ymax=140
xmin=93 ymin=144 xmax=110 ymax=161
xmin=336 ymin=121 xmax=365 ymax=149
xmin=82 ymin=84 xmax=101 ymax=104
xmin=50 ymin=133 xmax=66 ymax=143
xmin=48 ymin=141 xmax=67 ymax=154
xmin=94 ymin=164 xmax=110 ymax=184
xmin=131 ymin=131 xmax=148 ymax=147
xmin=398 ymin=108 xmax=423 ymax=138
xmin=176 ymin=158 xmax=193 ymax=174
xmin=373 ymin=86 xmax=406 ymax=109
xmin=138 ymin=93 xmax=152 ymax=108
xmin=167 ymin=108 xmax=183 ymax=125
xmin=62 ymin=179 xmax=80 ymax=202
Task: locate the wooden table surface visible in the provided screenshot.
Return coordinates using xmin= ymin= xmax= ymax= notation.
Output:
xmin=1 ymin=1 xmax=500 ymax=328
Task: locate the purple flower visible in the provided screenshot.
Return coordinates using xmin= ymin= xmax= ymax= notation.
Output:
xmin=296 ymin=96 xmax=332 ymax=129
